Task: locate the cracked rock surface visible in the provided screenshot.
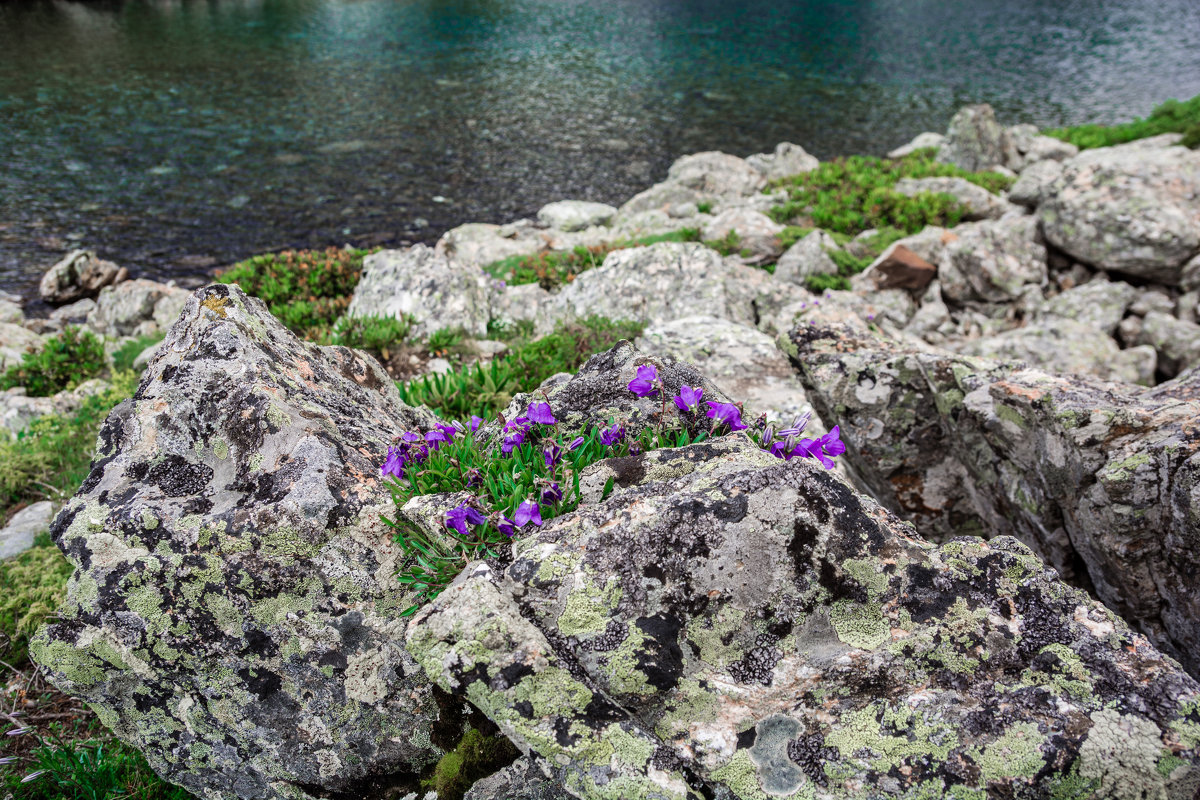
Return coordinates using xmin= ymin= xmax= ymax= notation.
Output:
xmin=32 ymin=284 xmax=450 ymax=800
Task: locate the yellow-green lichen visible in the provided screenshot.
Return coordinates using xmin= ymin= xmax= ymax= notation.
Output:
xmin=842 ymin=558 xmax=889 ymax=598
xmin=600 ymin=623 xmax=655 ymax=697
xmin=826 ymin=703 xmax=959 ymax=772
xmin=510 ymin=666 xmax=593 ymax=719
xmin=829 ymin=599 xmax=889 ymax=650
xmin=969 ymin=721 xmax=1047 ymax=783
xmin=557 ymin=571 xmax=621 ymax=637
xmin=656 ymin=678 xmax=719 ymax=740
xmin=687 ymin=605 xmax=747 ymax=668
xmin=711 ymin=749 xmax=770 ymax=800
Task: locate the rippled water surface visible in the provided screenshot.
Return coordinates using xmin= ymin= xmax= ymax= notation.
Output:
xmin=2 ymin=0 xmax=1199 ymax=299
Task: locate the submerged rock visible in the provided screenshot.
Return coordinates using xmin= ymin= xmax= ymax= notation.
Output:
xmin=32 ymin=284 xmax=450 ymax=800
xmin=787 ymin=321 xmax=1200 ymax=678
xmin=406 ymin=358 xmax=1200 ymax=798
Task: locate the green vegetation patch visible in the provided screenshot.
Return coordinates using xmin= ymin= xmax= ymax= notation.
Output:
xmin=216 ymin=247 xmax=369 ymax=340
xmin=110 ymin=333 xmax=166 ymax=374
xmin=768 ymin=150 xmax=1012 ymax=238
xmin=0 ymin=327 xmax=107 ymax=398
xmin=398 ymin=317 xmax=645 ymax=419
xmin=331 ymin=313 xmax=414 ymax=353
xmin=1046 ymin=94 xmax=1200 ymax=150
xmin=422 ymin=727 xmax=520 ymax=800
xmin=485 ymin=230 xmax=700 ymax=290
xmin=803 ymin=227 xmax=908 ymax=293
xmin=0 ymin=533 xmax=72 ymax=665
xmin=2 ymin=736 xmax=193 ymax=800
xmin=0 ymin=371 xmax=139 ymax=515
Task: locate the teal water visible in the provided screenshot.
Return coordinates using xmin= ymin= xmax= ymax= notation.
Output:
xmin=1 ymin=0 xmax=1198 ymax=300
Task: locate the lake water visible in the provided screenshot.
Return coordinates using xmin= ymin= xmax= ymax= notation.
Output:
xmin=2 ymin=0 xmax=1199 ymax=301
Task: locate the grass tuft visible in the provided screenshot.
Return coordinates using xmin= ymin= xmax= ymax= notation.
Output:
xmin=484 ymin=230 xmax=700 ymax=291
xmin=1046 ymin=94 xmax=1200 ymax=150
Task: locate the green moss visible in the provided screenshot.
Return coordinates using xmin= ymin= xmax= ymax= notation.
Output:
xmin=829 ymin=599 xmax=890 ymax=650
xmin=0 ymin=325 xmax=106 ymax=397
xmin=0 ymin=537 xmax=73 ymax=664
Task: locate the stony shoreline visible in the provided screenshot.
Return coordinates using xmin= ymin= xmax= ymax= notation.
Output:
xmin=8 ymin=102 xmax=1200 ymax=800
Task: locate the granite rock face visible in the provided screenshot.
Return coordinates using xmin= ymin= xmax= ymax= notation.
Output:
xmin=745 ymin=142 xmax=819 ymax=181
xmin=1039 ymin=141 xmax=1200 ymax=283
xmin=936 ymin=216 xmax=1048 ymax=304
xmin=346 ymin=244 xmax=492 ymax=338
xmin=405 ymin=358 xmax=1200 ymax=799
xmin=31 ymin=284 xmax=451 ymax=800
xmin=540 ymin=242 xmax=773 ymax=333
xmin=437 ymin=222 xmax=545 ymax=269
xmin=936 ymin=104 xmax=1016 ymax=172
xmin=700 ymin=209 xmax=784 ymax=263
xmin=537 ymin=201 xmax=618 ymax=233
xmin=620 ymin=152 xmax=764 ymax=216
xmin=88 ymin=279 xmax=190 ymax=338
xmin=39 ymin=249 xmax=127 ymax=305
xmin=786 ymin=321 xmax=1200 ymax=678
xmin=774 ymin=230 xmax=840 ymax=287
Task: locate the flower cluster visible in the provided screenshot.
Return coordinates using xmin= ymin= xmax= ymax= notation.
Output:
xmin=625 ymin=363 xmax=842 ymax=469
xmin=380 ymin=421 xmax=465 ymax=479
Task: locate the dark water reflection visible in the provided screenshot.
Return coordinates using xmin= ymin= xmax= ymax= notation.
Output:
xmin=1 ymin=0 xmax=1198 ymax=299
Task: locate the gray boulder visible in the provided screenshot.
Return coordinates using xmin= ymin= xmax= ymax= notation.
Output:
xmin=50 ymin=297 xmax=98 ymax=325
xmin=1040 ymin=141 xmax=1200 ymax=283
xmin=1 ymin=379 xmax=111 ymax=434
xmin=893 ymin=176 xmax=1013 ymax=220
xmin=0 ymin=299 xmax=21 ymax=325
xmin=1007 ymin=158 xmax=1064 ymax=207
xmin=39 ymin=249 xmax=127 ymax=305
xmin=952 ymin=317 xmax=1155 ymax=385
xmin=786 ymin=321 xmax=1200 ymax=677
xmin=0 ymin=501 xmax=54 ymax=560
xmin=745 ymin=142 xmax=819 ymax=181
xmin=406 ymin=354 xmax=1200 ymax=799
xmin=699 ymin=208 xmax=784 ymax=262
xmin=0 ymin=322 xmax=43 ymax=371
xmin=537 ymin=201 xmax=617 ymax=233
xmin=773 ymin=230 xmax=840 ymax=286
xmin=637 ymin=315 xmax=821 ymax=427
xmin=540 ymin=242 xmax=769 ymax=332
xmin=88 ymin=279 xmax=189 ymax=338
xmin=936 ymin=216 xmax=1047 ymax=303
xmin=1006 ymin=124 xmax=1079 ymax=170
xmin=346 ymin=245 xmax=492 ymax=338
xmin=1137 ymin=311 xmax=1200 ymax=376
xmin=936 ymin=104 xmax=1016 ymax=172
xmin=619 ymin=152 xmax=765 ymax=217
xmin=31 ymin=284 xmax=450 ymax=800
xmin=437 ymin=222 xmax=544 ymax=268
xmin=886 ymin=131 xmax=946 ymax=159
xmin=1040 ymin=277 xmax=1138 ymax=336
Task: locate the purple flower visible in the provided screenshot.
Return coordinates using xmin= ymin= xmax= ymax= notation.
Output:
xmin=495 ymin=515 xmax=517 ymax=537
xmin=380 ymin=446 xmax=405 ymax=478
xmin=543 ymin=443 xmax=563 ymax=469
xmin=425 ymin=428 xmax=451 ymax=450
xmin=526 ymin=402 xmax=556 ymax=425
xmin=465 ymin=467 xmax=483 ymax=488
xmin=795 ymin=437 xmax=836 ymax=470
xmin=541 ymin=482 xmax=563 ymax=505
xmin=470 ymin=415 xmax=484 ymax=433
xmin=819 ymin=426 xmax=846 ymax=457
xmin=514 ymin=499 xmax=543 ymax=527
xmin=400 ymin=431 xmax=422 ymax=444
xmin=673 ymin=385 xmax=704 ymax=413
xmin=445 ymin=504 xmax=486 ymax=536
xmin=501 ymin=429 xmax=526 ymax=455
xmin=627 ymin=364 xmax=660 ymax=398
xmin=599 ymin=422 xmax=626 ymax=447
xmin=568 ymin=436 xmax=585 ymax=451
xmin=706 ymin=401 xmax=748 ymax=432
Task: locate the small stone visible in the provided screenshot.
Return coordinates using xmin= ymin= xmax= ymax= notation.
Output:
xmin=39 ymin=250 xmax=124 ymax=305
xmin=887 ymin=131 xmax=946 ymax=159
xmin=870 ymin=244 xmax=937 ymax=291
xmin=0 ymin=501 xmax=55 ymax=560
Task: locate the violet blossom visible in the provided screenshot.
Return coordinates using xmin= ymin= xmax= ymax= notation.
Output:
xmin=568 ymin=436 xmax=585 ymax=451
xmin=380 ymin=446 xmax=405 ymax=478
xmin=541 ymin=482 xmax=563 ymax=505
xmin=673 ymin=385 xmax=704 ymax=413
xmin=470 ymin=415 xmax=484 ymax=433
xmin=514 ymin=499 xmax=543 ymax=527
xmin=599 ymin=422 xmax=626 ymax=447
xmin=526 ymin=401 xmax=557 ymax=425
xmin=627 ymin=364 xmax=660 ymax=398
xmin=543 ymin=443 xmax=563 ymax=469
xmin=706 ymin=401 xmax=748 ymax=431
xmin=445 ymin=504 xmax=486 ymax=536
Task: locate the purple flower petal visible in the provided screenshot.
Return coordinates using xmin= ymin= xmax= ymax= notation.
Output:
xmin=470 ymin=415 xmax=484 ymax=433
xmin=541 ymin=482 xmax=563 ymax=505
xmin=380 ymin=446 xmax=406 ymax=478
xmin=675 ymin=385 xmax=704 ymax=411
xmin=705 ymin=401 xmax=748 ymax=432
xmin=568 ymin=436 xmax=585 ymax=451
xmin=514 ymin=499 xmax=544 ymax=527
xmin=628 ymin=364 xmax=660 ymax=398
xmin=527 ymin=402 xmax=557 ymax=425
xmin=543 ymin=443 xmax=563 ymax=468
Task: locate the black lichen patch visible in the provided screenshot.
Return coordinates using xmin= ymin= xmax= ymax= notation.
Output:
xmin=147 ymin=455 xmax=214 ymax=497
xmin=727 ymin=638 xmax=782 ymax=686
xmin=633 ymin=614 xmax=685 ymax=692
xmin=788 ymin=733 xmax=838 ymax=786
